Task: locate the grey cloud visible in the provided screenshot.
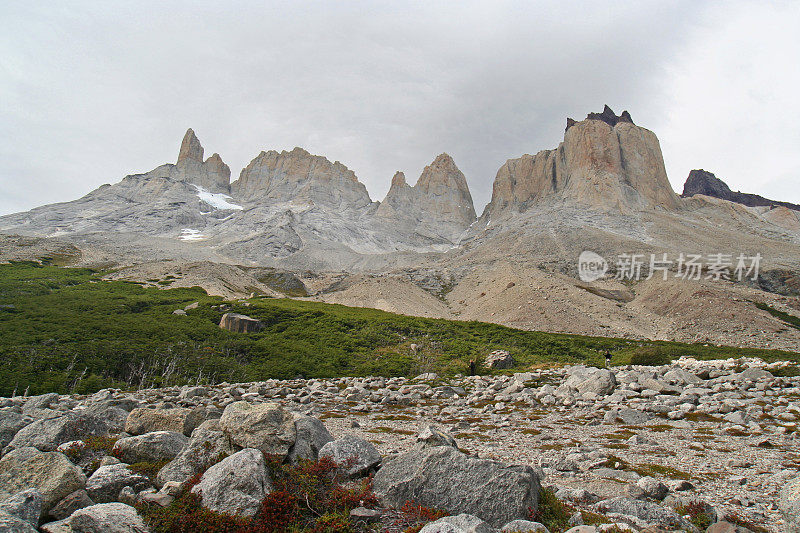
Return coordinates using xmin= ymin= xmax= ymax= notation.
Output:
xmin=1 ymin=1 xmax=797 ymax=216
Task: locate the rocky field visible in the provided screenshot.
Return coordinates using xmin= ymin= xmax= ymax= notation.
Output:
xmin=1 ymin=357 xmax=799 ymax=532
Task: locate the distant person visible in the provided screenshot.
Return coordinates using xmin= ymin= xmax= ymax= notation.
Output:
xmin=468 ymin=359 xmax=477 ymax=376
xmin=604 ymin=350 xmax=612 ymax=368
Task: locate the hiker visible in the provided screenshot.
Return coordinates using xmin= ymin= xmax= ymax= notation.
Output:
xmin=604 ymin=350 xmax=612 ymax=368
xmin=468 ymin=359 xmax=477 ymax=376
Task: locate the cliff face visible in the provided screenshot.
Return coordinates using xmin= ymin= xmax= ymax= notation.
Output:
xmin=682 ymin=169 xmax=800 ymax=212
xmin=485 ymin=106 xmax=679 ymax=217
xmin=376 ymin=154 xmax=476 ymax=243
xmin=231 ymin=147 xmax=374 ymax=210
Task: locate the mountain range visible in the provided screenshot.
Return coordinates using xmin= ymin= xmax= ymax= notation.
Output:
xmin=2 ymin=106 xmax=799 ymax=351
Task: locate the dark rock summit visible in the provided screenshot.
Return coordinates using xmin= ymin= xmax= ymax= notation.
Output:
xmin=567 ymin=105 xmax=634 ymax=131
xmin=682 ymin=169 xmax=800 ymax=211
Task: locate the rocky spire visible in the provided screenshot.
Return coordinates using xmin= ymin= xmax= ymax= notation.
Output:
xmin=488 ymin=107 xmax=678 ymax=216
xmin=376 ymin=154 xmax=477 ymax=244
xmin=172 ymin=129 xmax=231 ymax=192
xmin=177 ymin=128 xmax=204 ymax=166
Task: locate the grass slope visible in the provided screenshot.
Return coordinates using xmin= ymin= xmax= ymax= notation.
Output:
xmin=0 ymin=262 xmax=796 ymax=396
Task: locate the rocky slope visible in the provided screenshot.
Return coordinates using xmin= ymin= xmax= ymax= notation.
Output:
xmin=682 ymin=169 xmax=800 ymax=212
xmin=0 ymin=357 xmax=797 ymax=531
xmin=1 ymin=108 xmax=800 ymax=350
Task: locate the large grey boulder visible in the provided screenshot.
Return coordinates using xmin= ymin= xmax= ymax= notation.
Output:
xmin=68 ymin=502 xmax=149 ymax=533
xmin=112 ymin=431 xmax=188 ymax=464
xmin=83 ymin=405 xmax=131 ymax=434
xmin=373 ymin=446 xmax=540 ymax=527
xmin=5 ymin=412 xmax=108 ymax=453
xmin=318 ymin=435 xmax=381 ymax=477
xmin=603 ymin=408 xmax=652 ymax=425
xmin=22 ymin=393 xmax=60 ymax=413
xmin=49 ymin=490 xmax=94 ymax=521
xmin=287 ymin=416 xmax=333 ymax=463
xmin=157 ymin=420 xmax=234 ymax=487
xmin=419 ymin=514 xmax=494 ymax=533
xmin=85 ymin=464 xmax=150 ymax=503
xmin=191 ymin=448 xmax=273 ymax=517
xmin=0 ymin=410 xmax=34 ymax=449
xmin=0 ymin=510 xmax=38 ymax=532
xmin=594 ymin=497 xmax=693 ymax=530
xmin=125 ymin=407 xmax=204 ymax=437
xmin=781 ymin=477 xmax=800 ymax=532
xmin=564 ymin=366 xmax=617 ymax=396
xmin=219 ymin=401 xmax=296 ymax=456
xmin=0 ymin=488 xmax=41 ymax=528
xmin=0 ymin=447 xmax=85 ymax=518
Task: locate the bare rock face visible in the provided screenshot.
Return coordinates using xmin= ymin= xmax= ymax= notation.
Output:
xmin=376 ymin=154 xmax=476 ymax=243
xmin=486 ymin=106 xmax=679 ymax=216
xmin=231 ymin=147 xmax=374 ymax=209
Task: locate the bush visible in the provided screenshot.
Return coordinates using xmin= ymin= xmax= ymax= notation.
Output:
xmin=140 ymin=455 xmax=380 ymax=533
xmin=629 ymin=346 xmax=673 ymax=366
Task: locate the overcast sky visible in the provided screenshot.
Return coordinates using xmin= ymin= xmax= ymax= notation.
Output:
xmin=1 ymin=1 xmax=798 ymax=216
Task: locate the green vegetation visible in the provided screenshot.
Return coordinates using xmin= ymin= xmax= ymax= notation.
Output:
xmin=1 ymin=261 xmax=797 ymax=396
xmin=532 ymin=488 xmax=611 ymax=533
xmin=139 ymin=455 xmax=382 ymax=533
xmin=755 ymin=302 xmax=800 ymax=331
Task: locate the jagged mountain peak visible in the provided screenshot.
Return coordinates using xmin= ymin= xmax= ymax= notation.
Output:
xmin=682 ymin=169 xmax=800 ymax=211
xmin=389 ymin=171 xmax=407 ymax=189
xmin=231 ymin=145 xmax=372 ymax=208
xmin=177 ymin=128 xmax=204 ymax=166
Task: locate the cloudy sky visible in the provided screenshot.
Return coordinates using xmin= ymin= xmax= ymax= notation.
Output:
xmin=1 ymin=1 xmax=798 ymax=215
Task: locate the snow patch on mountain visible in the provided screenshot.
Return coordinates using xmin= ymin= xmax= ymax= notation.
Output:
xmin=193 ymin=184 xmax=242 ymax=211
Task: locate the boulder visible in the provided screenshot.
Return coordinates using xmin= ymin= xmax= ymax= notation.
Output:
xmin=157 ymin=420 xmax=234 ymax=487
xmin=68 ymin=502 xmax=149 ymax=533
xmin=0 ymin=511 xmax=38 ymax=532
xmin=781 ymin=477 xmax=800 ymax=532
xmin=373 ymin=446 xmax=540 ymax=527
xmin=706 ymin=521 xmax=756 ymax=533
xmin=318 ymin=435 xmax=381 ymax=477
xmin=594 ymin=497 xmax=692 ymax=530
xmin=603 ymin=408 xmax=652 ymax=425
xmin=0 ymin=488 xmax=41 ymax=528
xmin=286 ymin=416 xmax=333 ymax=463
xmin=419 ymin=514 xmax=494 ymax=533
xmin=501 ymin=520 xmax=550 ymax=533
xmin=0 ymin=410 xmax=34 ymax=449
xmin=0 ymin=447 xmax=85 ymax=518
xmin=124 ymin=407 xmax=204 ymax=437
xmin=416 ymin=425 xmax=458 ymax=449
xmin=486 ymin=350 xmax=514 ymax=369
xmin=85 ymin=464 xmax=150 ymax=503
xmin=219 ymin=401 xmax=296 ymax=455
xmin=49 ymin=490 xmax=94 ymax=521
xmin=5 ymin=411 xmax=108 ymax=453
xmin=564 ymin=366 xmax=617 ymax=396
xmin=218 ymin=313 xmax=264 ymax=333
xmin=635 ymin=477 xmax=669 ymax=501
xmin=191 ymin=448 xmax=273 ymax=517
xmin=112 ymin=431 xmax=188 ymax=464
